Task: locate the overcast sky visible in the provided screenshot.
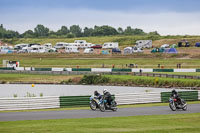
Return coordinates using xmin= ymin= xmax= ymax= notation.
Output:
xmin=1 ymin=0 xmax=200 ymax=35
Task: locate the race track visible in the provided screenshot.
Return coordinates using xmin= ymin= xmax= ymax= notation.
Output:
xmin=0 ymin=104 xmax=200 ymax=121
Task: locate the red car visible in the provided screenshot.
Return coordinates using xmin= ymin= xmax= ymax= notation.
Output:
xmin=91 ymin=45 xmax=102 ymax=49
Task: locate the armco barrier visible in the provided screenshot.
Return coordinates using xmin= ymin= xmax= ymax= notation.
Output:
xmin=153 ymin=69 xmax=174 ymax=72
xmin=59 ymin=96 xmax=90 ymax=107
xmin=0 ymin=67 xmax=14 ymax=70
xmin=174 ymin=69 xmax=196 ymax=72
xmin=0 ymin=96 xmax=60 ymax=111
xmin=115 ymin=92 xmax=161 ymax=105
xmin=112 ymin=68 xmax=132 ymax=72
xmin=34 ymin=68 xmax=52 ymax=71
xmin=198 ymin=91 xmax=200 ymax=100
xmin=91 ymin=68 xmax=112 ymax=72
xmin=72 ymin=68 xmax=91 ymax=71
xmin=132 ymin=68 xmax=153 ymax=72
xmin=161 ymin=91 xmax=198 ymax=102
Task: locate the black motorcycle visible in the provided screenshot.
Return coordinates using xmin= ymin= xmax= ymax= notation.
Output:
xmin=169 ymin=97 xmax=187 ymax=111
xmin=98 ymin=97 xmax=117 ymax=112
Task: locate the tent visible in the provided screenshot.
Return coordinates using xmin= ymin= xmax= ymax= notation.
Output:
xmin=124 ymin=47 xmax=133 ymax=54
xmin=166 ymin=48 xmax=177 ymax=54
xmin=195 ymin=42 xmax=200 ymax=47
xmin=151 ymin=47 xmax=165 ymax=53
xmin=170 ymin=44 xmax=178 ymax=48
xmin=101 ymin=50 xmax=110 ymax=54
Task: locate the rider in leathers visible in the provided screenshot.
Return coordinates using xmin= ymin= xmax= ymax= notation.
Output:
xmin=103 ymin=89 xmax=113 ymax=106
xmin=171 ymin=89 xmax=182 ymax=105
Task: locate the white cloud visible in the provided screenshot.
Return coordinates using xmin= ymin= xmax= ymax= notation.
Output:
xmin=1 ymin=9 xmax=200 ymax=35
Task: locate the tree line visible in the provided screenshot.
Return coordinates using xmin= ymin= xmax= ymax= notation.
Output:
xmin=0 ymin=24 xmax=160 ymax=39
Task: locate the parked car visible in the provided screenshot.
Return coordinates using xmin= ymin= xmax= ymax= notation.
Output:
xmin=112 ymin=48 xmax=121 ymax=53
xmin=161 ymin=44 xmax=169 ymax=48
xmin=91 ymin=44 xmax=102 ymax=49
xmin=84 ymin=48 xmax=94 ymax=54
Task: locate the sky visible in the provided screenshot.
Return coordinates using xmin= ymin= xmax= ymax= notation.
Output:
xmin=1 ymin=0 xmax=200 ymax=35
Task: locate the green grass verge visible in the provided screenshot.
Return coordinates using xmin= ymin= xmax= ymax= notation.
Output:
xmin=0 ymin=113 xmax=200 ymax=133
xmin=152 ymin=72 xmax=200 ymax=76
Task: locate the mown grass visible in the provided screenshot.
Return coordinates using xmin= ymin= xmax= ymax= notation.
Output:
xmin=0 ymin=73 xmax=82 ymax=84
xmin=0 ymin=73 xmax=200 ymax=88
xmin=0 ymin=113 xmax=200 ymax=133
xmin=0 ymin=53 xmax=200 ymax=68
xmin=152 ymin=72 xmax=200 ymax=76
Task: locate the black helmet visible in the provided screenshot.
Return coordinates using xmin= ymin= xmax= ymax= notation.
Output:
xmin=94 ymin=91 xmax=98 ymax=96
xmin=172 ymin=89 xmax=176 ymax=93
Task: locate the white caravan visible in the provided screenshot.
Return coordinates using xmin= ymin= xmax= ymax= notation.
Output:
xmin=70 ymin=40 xmax=93 ymax=48
xmin=102 ymin=42 xmax=119 ymax=49
xmin=135 ymin=40 xmax=152 ymax=48
xmin=54 ymin=42 xmax=69 ymax=49
xmin=65 ymin=46 xmax=79 ymax=53
xmin=30 ymin=45 xmax=46 ymax=53
xmin=14 ymin=44 xmax=29 ymax=50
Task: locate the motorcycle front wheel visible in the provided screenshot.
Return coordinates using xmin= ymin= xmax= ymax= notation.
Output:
xmin=112 ymin=101 xmax=117 ymax=111
xmin=90 ymin=100 xmax=97 ymax=111
xmin=169 ymin=102 xmax=176 ymax=111
xmin=182 ymin=101 xmax=187 ymax=111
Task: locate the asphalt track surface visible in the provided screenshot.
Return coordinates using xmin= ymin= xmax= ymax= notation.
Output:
xmin=0 ymin=104 xmax=200 ymax=121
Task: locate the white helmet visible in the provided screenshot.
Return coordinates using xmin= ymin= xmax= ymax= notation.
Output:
xmin=103 ymin=89 xmax=108 ymax=94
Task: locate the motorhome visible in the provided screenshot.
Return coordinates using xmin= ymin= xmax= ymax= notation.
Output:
xmin=102 ymin=42 xmax=118 ymax=49
xmin=54 ymin=42 xmax=69 ymax=49
xmin=65 ymin=46 xmax=79 ymax=53
xmin=135 ymin=40 xmax=152 ymax=48
xmin=71 ymin=40 xmax=93 ymax=48
xmin=84 ymin=48 xmax=94 ymax=54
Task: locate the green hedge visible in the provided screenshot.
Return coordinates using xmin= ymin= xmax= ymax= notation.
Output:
xmin=161 ymin=91 xmax=198 ymax=102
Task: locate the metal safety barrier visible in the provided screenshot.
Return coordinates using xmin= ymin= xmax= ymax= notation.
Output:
xmin=115 ymin=92 xmax=161 ymax=105
xmin=0 ymin=96 xmax=60 ymax=111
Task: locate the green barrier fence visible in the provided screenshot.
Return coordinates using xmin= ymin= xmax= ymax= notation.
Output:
xmin=161 ymin=91 xmax=198 ymax=102
xmin=34 ymin=68 xmax=52 ymax=71
xmin=153 ymin=69 xmax=174 ymax=72
xmin=72 ymin=68 xmax=91 ymax=71
xmin=196 ymin=69 xmax=200 ymax=72
xmin=59 ymin=95 xmax=115 ymax=108
xmin=112 ymin=68 xmax=132 ymax=72
xmin=0 ymin=67 xmax=14 ymax=70
xmin=59 ymin=96 xmax=90 ymax=107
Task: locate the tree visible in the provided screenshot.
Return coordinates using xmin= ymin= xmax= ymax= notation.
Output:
xmin=148 ymin=31 xmax=160 ymax=36
xmin=70 ymin=25 xmax=82 ymax=37
xmin=34 ymin=24 xmax=49 ymax=37
xmin=22 ymin=30 xmax=35 ymax=38
xmin=92 ymin=25 xmax=118 ymax=36
xmin=117 ymin=27 xmax=123 ymax=34
xmin=57 ymin=26 xmax=69 ymax=36
xmin=83 ymin=27 xmax=94 ymax=37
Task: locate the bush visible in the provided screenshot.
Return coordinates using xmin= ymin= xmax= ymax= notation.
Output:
xmin=80 ymin=75 xmax=110 ymax=84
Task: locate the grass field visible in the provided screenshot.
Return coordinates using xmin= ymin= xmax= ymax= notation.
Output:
xmin=1 ymin=53 xmax=200 ymax=68
xmin=0 ymin=113 xmax=200 ymax=133
xmin=0 ymin=73 xmax=200 ymax=88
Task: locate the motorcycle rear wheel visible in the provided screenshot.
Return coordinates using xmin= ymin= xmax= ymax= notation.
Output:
xmin=99 ymin=103 xmax=105 ymax=112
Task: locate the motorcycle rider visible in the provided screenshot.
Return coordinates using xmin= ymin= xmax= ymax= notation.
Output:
xmin=171 ymin=89 xmax=182 ymax=105
xmin=103 ymin=89 xmax=113 ymax=106
xmin=94 ymin=90 xmax=102 ymax=100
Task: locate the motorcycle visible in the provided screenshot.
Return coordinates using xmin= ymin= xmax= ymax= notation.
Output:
xmin=89 ymin=96 xmax=100 ymax=111
xmin=169 ymin=97 xmax=187 ymax=111
xmin=98 ymin=97 xmax=117 ymax=112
